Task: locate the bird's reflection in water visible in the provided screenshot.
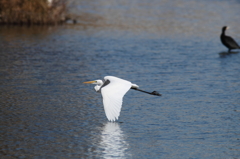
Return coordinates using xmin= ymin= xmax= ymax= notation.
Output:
xmin=219 ymin=51 xmax=239 ymax=58
xmin=99 ymin=122 xmax=130 ymax=159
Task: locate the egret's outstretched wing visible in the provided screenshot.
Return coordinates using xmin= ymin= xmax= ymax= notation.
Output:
xmin=101 ymin=76 xmax=132 ymax=121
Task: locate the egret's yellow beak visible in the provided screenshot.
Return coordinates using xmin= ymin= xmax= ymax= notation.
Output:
xmin=83 ymin=81 xmax=96 ymax=84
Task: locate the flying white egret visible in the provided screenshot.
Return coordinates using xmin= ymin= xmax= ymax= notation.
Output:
xmin=83 ymin=76 xmax=161 ymax=122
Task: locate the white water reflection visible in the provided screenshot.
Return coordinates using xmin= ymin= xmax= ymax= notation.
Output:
xmin=98 ymin=122 xmax=130 ymax=159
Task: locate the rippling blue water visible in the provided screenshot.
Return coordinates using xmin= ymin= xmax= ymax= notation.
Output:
xmin=1 ymin=0 xmax=240 ymax=158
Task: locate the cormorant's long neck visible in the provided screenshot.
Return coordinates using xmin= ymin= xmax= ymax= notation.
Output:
xmin=131 ymin=87 xmax=161 ymax=96
xmin=221 ymin=29 xmax=226 ymax=36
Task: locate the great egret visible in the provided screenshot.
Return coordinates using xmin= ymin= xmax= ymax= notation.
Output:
xmin=220 ymin=26 xmax=240 ymax=52
xmin=84 ymin=76 xmax=161 ymax=122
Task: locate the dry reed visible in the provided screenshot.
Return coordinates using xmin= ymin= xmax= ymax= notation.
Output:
xmin=0 ymin=0 xmax=67 ymax=25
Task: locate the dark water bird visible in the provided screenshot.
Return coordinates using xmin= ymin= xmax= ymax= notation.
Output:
xmin=83 ymin=76 xmax=161 ymax=121
xmin=220 ymin=26 xmax=240 ymax=52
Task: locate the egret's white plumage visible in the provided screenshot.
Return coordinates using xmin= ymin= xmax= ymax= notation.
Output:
xmin=84 ymin=76 xmax=138 ymax=121
xmin=101 ymin=76 xmax=134 ymax=121
xmin=83 ymin=76 xmax=161 ymax=122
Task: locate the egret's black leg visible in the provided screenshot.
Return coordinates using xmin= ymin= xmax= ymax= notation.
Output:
xmin=131 ymin=87 xmax=162 ymax=96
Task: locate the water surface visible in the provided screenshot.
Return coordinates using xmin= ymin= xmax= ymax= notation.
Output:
xmin=1 ymin=0 xmax=240 ymax=158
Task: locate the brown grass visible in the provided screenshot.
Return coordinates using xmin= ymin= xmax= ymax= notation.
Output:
xmin=0 ymin=0 xmax=67 ymax=25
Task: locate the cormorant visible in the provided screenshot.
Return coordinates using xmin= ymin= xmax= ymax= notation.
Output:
xmin=220 ymin=26 xmax=240 ymax=52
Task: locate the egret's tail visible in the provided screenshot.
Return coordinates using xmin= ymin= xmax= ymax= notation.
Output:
xmin=131 ymin=84 xmax=139 ymax=89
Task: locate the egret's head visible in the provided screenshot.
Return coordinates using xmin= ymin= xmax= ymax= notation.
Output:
xmin=84 ymin=80 xmax=103 ymax=92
